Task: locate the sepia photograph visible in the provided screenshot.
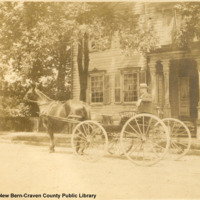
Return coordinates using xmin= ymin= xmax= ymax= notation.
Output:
xmin=0 ymin=1 xmax=200 ymax=199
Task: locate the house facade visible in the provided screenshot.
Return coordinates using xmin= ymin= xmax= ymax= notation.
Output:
xmin=72 ymin=2 xmax=200 ymax=135
xmin=72 ymin=31 xmax=146 ymax=123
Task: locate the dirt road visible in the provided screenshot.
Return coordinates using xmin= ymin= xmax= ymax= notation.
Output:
xmin=0 ymin=142 xmax=200 ymax=200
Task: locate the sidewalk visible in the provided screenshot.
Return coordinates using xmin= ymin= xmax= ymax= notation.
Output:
xmin=1 ymin=131 xmax=200 ymax=156
xmin=0 ymin=131 xmax=71 ymax=147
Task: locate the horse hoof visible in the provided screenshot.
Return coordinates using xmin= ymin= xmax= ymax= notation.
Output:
xmin=49 ymin=149 xmax=55 ymax=153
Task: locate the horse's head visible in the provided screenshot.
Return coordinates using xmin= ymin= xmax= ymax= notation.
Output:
xmin=24 ymin=84 xmax=40 ymax=103
xmin=24 ymin=83 xmax=53 ymax=104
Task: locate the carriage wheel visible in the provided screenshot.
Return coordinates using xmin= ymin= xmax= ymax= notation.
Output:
xmin=71 ymin=120 xmax=108 ymax=162
xmin=120 ymin=114 xmax=170 ymax=166
xmin=162 ymin=118 xmax=191 ymax=160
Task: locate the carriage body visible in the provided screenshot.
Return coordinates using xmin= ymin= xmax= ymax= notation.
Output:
xmin=71 ymin=108 xmax=191 ymax=166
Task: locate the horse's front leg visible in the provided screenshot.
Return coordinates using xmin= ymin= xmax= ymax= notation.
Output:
xmin=48 ymin=131 xmax=55 ymax=153
xmin=48 ymin=129 xmax=55 ymax=153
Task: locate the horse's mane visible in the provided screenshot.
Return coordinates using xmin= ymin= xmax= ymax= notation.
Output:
xmin=35 ymin=88 xmax=54 ymax=102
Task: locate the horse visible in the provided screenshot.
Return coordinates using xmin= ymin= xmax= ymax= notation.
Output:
xmin=24 ymin=86 xmax=91 ymax=153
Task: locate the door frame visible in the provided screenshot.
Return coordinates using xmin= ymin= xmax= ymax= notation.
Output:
xmin=178 ymin=77 xmax=190 ymax=118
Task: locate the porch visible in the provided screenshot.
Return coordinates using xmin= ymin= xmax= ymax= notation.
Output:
xmin=149 ymin=51 xmax=200 ymax=137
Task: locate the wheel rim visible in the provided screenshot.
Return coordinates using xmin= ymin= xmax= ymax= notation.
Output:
xmin=120 ymin=114 xmax=170 ymax=166
xmin=71 ymin=120 xmax=108 ymax=162
xmin=162 ymin=118 xmax=191 ymax=160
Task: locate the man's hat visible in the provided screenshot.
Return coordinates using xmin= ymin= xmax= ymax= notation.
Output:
xmin=140 ymin=83 xmax=148 ymax=88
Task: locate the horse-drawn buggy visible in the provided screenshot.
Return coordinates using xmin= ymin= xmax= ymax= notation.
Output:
xmin=71 ymin=111 xmax=191 ymax=166
xmin=25 ymin=85 xmax=192 ymax=167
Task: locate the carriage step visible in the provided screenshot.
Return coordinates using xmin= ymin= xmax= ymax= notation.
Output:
xmin=102 ymin=125 xmax=123 ymax=132
xmin=68 ymin=115 xmax=82 ymax=119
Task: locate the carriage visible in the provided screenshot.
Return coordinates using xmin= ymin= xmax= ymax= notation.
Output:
xmin=71 ymin=110 xmax=192 ymax=166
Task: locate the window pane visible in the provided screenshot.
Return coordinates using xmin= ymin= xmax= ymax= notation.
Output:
xmin=115 ymin=89 xmax=120 ymax=102
xmin=124 ymin=73 xmax=138 ymax=102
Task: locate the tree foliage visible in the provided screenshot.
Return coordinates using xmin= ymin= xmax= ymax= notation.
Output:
xmin=175 ymin=2 xmax=200 ymax=48
xmin=0 ymin=2 xmax=158 ymax=116
xmin=0 ymin=2 xmax=79 ymax=116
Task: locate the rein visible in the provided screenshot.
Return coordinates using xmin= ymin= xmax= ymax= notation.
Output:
xmin=25 ymin=95 xmax=67 ymax=117
xmin=24 ymin=96 xmax=51 ymax=106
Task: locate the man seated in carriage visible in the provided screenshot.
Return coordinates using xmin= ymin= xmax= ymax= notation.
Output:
xmin=136 ymin=83 xmax=164 ymax=136
xmin=136 ymin=83 xmax=154 ymax=114
xmin=136 ymin=83 xmax=163 ymax=117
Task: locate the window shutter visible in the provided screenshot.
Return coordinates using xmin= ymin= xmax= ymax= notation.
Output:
xmin=115 ymin=73 xmax=121 ymax=103
xmin=139 ymin=70 xmax=146 ymax=84
xmin=86 ymin=76 xmax=91 ymax=103
xmin=104 ymin=75 xmax=111 ymax=105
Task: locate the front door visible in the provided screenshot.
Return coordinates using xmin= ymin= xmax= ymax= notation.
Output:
xmin=178 ymin=77 xmax=190 ymax=117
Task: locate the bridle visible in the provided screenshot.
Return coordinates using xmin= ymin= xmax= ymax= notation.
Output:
xmin=24 ymin=96 xmax=51 ymax=106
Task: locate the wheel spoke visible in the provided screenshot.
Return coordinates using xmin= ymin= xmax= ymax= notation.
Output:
xmin=170 ymin=120 xmax=176 ymax=133
xmin=135 ymin=118 xmax=143 ymax=135
xmin=77 ymin=127 xmax=87 ymax=137
xmin=170 ymin=141 xmax=184 ymax=153
xmin=136 ymin=143 xmax=143 ymax=160
xmin=171 ymin=130 xmax=188 ymax=137
xmin=172 ymin=123 xmax=182 ymax=135
xmin=75 ymin=134 xmax=87 ymax=141
xmin=124 ymin=130 xmax=141 ymax=138
xmin=171 ymin=139 xmax=188 ymax=147
xmin=145 ymin=117 xmax=153 ymax=135
xmin=74 ymin=143 xmax=87 ymax=149
xmin=127 ymin=142 xmax=142 ymax=156
xmin=149 ymin=140 xmax=166 ymax=150
xmin=127 ymin=123 xmax=141 ymax=137
xmin=81 ymin=124 xmax=88 ymax=136
xmin=142 ymin=116 xmax=145 ymax=135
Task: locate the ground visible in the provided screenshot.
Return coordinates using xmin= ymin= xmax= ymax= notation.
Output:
xmin=0 ymin=142 xmax=200 ymax=200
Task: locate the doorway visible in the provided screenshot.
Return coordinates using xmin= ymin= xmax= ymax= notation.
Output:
xmin=178 ymin=77 xmax=190 ymax=117
xmin=169 ymin=59 xmax=198 ymax=121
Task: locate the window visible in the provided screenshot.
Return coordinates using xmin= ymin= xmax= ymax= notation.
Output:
xmin=89 ymin=70 xmax=139 ymax=104
xmin=114 ymin=71 xmax=139 ymax=103
xmin=123 ymin=72 xmax=138 ymax=102
xmin=91 ymin=75 xmax=103 ymax=103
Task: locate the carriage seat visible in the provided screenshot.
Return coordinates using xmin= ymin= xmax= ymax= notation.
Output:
xmin=102 ymin=114 xmax=113 ymax=125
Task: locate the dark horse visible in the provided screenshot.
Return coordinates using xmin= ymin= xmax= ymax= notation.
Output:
xmin=24 ymin=86 xmax=91 ymax=152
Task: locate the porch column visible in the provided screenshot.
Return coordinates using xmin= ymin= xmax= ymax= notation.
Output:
xmin=149 ymin=60 xmax=157 ymax=106
xmin=162 ymin=59 xmax=171 ymax=117
xmin=72 ymin=44 xmax=80 ymax=100
xmin=195 ymin=59 xmax=200 ymax=138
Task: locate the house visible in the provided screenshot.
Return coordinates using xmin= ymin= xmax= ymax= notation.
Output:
xmin=72 ymin=2 xmax=199 ymax=135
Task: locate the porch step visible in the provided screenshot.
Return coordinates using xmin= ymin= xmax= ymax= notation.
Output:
xmin=182 ymin=121 xmax=196 ymax=137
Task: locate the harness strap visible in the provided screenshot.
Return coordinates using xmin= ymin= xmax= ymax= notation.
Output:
xmin=25 ymin=97 xmax=51 ymax=106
